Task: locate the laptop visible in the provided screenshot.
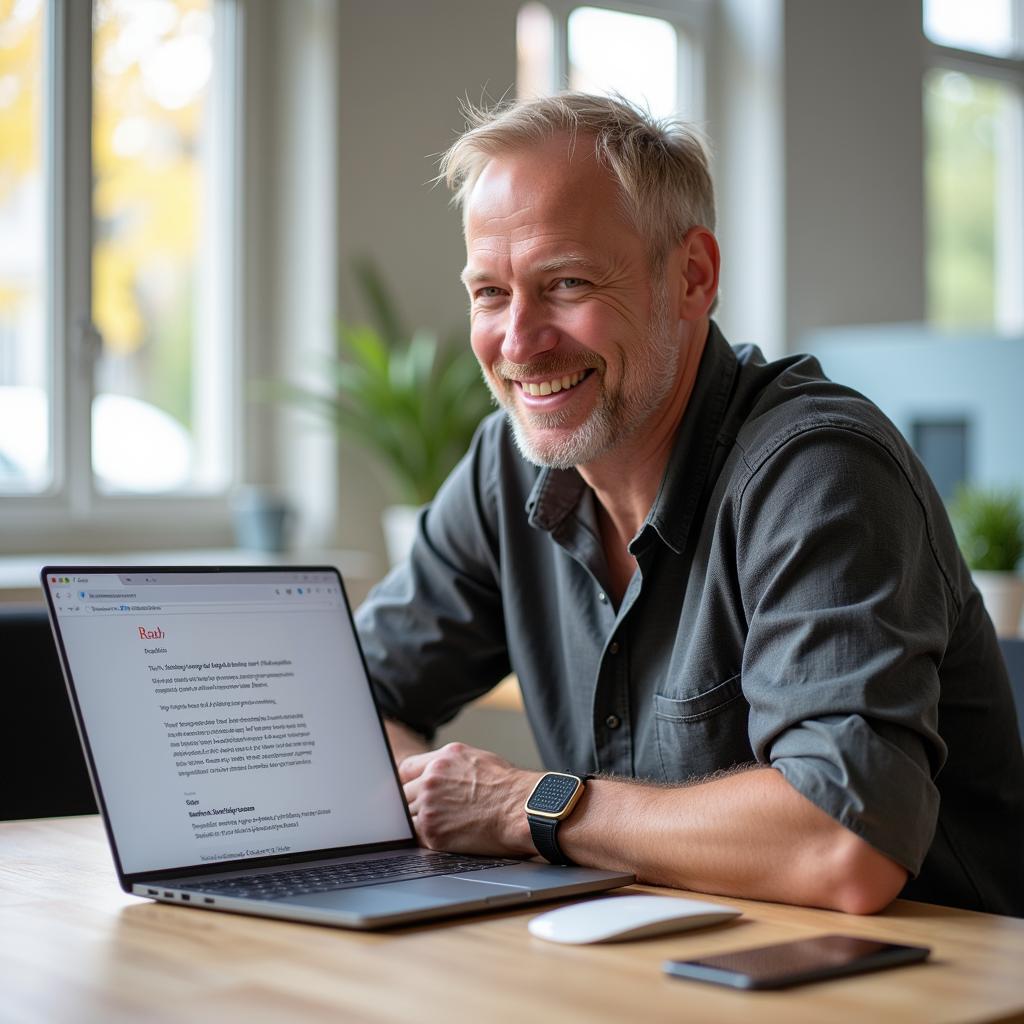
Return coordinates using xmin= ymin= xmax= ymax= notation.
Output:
xmin=41 ymin=565 xmax=632 ymax=929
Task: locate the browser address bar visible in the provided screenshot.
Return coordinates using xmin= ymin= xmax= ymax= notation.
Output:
xmin=80 ymin=585 xmax=285 ymax=603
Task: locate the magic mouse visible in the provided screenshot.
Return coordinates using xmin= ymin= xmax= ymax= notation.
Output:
xmin=528 ymin=894 xmax=741 ymax=945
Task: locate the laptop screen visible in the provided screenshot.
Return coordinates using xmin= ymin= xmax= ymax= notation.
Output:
xmin=45 ymin=568 xmax=413 ymax=875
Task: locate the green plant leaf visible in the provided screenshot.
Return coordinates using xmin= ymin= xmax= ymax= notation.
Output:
xmin=259 ymin=256 xmax=493 ymax=504
xmin=948 ymin=486 xmax=1024 ymax=572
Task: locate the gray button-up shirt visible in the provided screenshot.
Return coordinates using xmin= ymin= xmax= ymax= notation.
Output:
xmin=356 ymin=323 xmax=1024 ymax=916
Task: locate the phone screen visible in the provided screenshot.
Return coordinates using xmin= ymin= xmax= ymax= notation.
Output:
xmin=663 ymin=934 xmax=930 ymax=990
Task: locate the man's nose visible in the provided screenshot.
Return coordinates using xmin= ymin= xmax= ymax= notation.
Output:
xmin=501 ymin=295 xmax=558 ymax=365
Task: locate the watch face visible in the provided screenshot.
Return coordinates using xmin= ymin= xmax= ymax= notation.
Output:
xmin=526 ymin=773 xmax=582 ymax=817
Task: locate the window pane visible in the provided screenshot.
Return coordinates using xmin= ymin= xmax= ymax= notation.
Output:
xmin=568 ymin=7 xmax=678 ymax=119
xmin=92 ymin=0 xmax=227 ymax=493
xmin=517 ymin=3 xmax=555 ymax=100
xmin=924 ymin=0 xmax=1017 ymax=58
xmin=925 ymin=69 xmax=1022 ymax=330
xmin=0 ymin=0 xmax=49 ymax=493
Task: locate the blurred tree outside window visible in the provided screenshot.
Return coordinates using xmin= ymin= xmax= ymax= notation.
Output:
xmin=0 ymin=0 xmax=48 ymax=493
xmin=0 ymin=0 xmax=236 ymax=501
xmin=923 ymin=0 xmax=1024 ymax=333
xmin=92 ymin=0 xmax=228 ymax=493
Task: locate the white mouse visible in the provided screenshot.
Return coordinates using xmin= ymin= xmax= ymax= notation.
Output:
xmin=528 ymin=894 xmax=741 ymax=945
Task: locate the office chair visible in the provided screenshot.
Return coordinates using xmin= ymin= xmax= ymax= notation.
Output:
xmin=0 ymin=605 xmax=97 ymax=820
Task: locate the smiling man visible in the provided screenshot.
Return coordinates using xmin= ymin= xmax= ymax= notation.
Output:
xmin=354 ymin=94 xmax=1024 ymax=917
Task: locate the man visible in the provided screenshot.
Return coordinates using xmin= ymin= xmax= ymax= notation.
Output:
xmin=355 ymin=94 xmax=1024 ymax=916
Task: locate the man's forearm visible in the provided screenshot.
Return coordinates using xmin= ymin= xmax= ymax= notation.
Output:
xmin=553 ymin=766 xmax=908 ymax=914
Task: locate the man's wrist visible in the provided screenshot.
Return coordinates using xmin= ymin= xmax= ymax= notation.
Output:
xmin=385 ymin=718 xmax=430 ymax=763
xmin=504 ymin=769 xmax=545 ymax=856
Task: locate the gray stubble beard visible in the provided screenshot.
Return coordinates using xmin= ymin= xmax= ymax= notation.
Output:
xmin=490 ymin=281 xmax=681 ymax=470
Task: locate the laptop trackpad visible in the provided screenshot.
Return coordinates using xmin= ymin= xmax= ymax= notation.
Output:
xmin=284 ymin=876 xmax=520 ymax=914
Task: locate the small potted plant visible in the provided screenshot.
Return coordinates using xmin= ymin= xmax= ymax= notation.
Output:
xmin=273 ymin=258 xmax=493 ymax=565
xmin=949 ymin=485 xmax=1024 ymax=637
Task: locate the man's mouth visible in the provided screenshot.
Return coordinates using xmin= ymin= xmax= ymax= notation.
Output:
xmin=515 ymin=370 xmax=592 ymax=397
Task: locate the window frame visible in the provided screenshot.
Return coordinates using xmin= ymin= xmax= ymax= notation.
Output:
xmin=923 ymin=3 xmax=1024 ymax=333
xmin=2 ymin=0 xmax=251 ymax=550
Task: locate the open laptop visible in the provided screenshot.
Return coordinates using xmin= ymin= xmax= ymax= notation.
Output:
xmin=41 ymin=565 xmax=632 ymax=929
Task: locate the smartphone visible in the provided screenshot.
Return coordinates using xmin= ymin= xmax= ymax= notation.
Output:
xmin=663 ymin=934 xmax=930 ymax=991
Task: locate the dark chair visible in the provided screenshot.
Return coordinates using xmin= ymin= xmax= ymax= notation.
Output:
xmin=0 ymin=605 xmax=97 ymax=820
xmin=1000 ymin=639 xmax=1024 ymax=749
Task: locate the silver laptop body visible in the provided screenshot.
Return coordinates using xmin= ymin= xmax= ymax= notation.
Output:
xmin=42 ymin=565 xmax=632 ymax=929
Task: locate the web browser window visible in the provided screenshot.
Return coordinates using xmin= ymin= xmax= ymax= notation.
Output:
xmin=45 ymin=570 xmax=412 ymax=876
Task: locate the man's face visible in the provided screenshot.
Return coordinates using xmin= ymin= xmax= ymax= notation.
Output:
xmin=461 ymin=136 xmax=682 ymax=470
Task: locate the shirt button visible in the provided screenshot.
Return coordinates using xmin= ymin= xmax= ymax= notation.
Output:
xmin=605 ymin=714 xmax=621 ymax=730
xmin=608 ymin=641 xmax=620 ymax=655
xmin=597 ymin=592 xmax=607 ymax=603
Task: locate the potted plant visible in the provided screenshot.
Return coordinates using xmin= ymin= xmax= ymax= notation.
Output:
xmin=274 ymin=258 xmax=493 ymax=565
xmin=949 ymin=485 xmax=1024 ymax=637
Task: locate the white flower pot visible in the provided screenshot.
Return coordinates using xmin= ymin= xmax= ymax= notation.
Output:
xmin=973 ymin=570 xmax=1024 ymax=638
xmin=381 ymin=504 xmax=421 ymax=567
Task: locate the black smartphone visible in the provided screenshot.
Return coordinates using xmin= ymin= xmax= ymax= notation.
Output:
xmin=663 ymin=934 xmax=930 ymax=991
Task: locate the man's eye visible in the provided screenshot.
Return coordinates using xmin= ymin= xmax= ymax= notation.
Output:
xmin=476 ymin=287 xmax=504 ymax=299
xmin=557 ymin=278 xmax=588 ymax=289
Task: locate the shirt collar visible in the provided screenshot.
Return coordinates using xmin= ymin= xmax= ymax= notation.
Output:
xmin=639 ymin=321 xmax=739 ymax=554
xmin=525 ymin=321 xmax=739 ymax=552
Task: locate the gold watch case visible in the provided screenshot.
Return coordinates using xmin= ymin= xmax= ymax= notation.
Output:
xmin=524 ymin=772 xmax=585 ymax=821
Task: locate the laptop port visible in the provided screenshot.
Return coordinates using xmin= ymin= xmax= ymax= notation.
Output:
xmin=181 ymin=894 xmax=191 ymax=901
xmin=204 ymin=898 xmax=215 ymax=904
xmin=147 ymin=889 xmax=158 ymax=896
xmin=163 ymin=891 xmax=173 ymax=898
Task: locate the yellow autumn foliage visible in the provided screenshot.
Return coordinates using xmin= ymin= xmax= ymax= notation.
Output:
xmin=0 ymin=0 xmax=208 ymax=354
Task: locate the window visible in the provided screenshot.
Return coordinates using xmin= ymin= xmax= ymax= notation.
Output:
xmin=0 ymin=0 xmax=47 ymax=492
xmin=924 ymin=0 xmax=1017 ymax=59
xmin=0 ymin=0 xmax=241 ymax=519
xmin=516 ymin=1 xmax=706 ymax=123
xmin=923 ymin=0 xmax=1024 ymax=332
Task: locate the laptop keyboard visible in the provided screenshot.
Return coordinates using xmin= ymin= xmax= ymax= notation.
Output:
xmin=184 ymin=852 xmax=516 ymax=901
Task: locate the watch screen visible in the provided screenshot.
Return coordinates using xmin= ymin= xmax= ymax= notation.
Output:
xmin=528 ymin=773 xmax=580 ymax=814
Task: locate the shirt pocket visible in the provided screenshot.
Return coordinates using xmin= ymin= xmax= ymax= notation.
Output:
xmin=653 ymin=673 xmax=751 ymax=782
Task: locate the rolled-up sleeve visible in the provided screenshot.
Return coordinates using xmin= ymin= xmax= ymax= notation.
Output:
xmin=737 ymin=425 xmax=953 ymax=874
xmin=355 ymin=415 xmax=511 ymax=740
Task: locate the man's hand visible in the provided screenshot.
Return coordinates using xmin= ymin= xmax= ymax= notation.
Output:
xmin=398 ymin=742 xmax=541 ymax=858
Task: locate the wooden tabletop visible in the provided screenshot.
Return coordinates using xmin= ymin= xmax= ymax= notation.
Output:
xmin=2 ymin=816 xmax=1023 ymax=1024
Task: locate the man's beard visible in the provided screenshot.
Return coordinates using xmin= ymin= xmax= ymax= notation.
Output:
xmin=482 ymin=282 xmax=680 ymax=470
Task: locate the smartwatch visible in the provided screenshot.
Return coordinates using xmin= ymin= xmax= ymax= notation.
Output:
xmin=524 ymin=772 xmax=589 ymax=866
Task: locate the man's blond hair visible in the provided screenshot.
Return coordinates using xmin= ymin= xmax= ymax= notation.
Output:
xmin=439 ymin=92 xmax=716 ymax=266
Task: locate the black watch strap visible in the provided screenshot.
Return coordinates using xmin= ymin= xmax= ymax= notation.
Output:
xmin=528 ymin=813 xmax=573 ymax=866
xmin=527 ymin=772 xmax=593 ymax=866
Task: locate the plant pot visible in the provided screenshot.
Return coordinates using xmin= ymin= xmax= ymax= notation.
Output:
xmin=972 ymin=570 xmax=1024 ymax=638
xmin=381 ymin=504 xmax=421 ymax=567
xmin=231 ymin=486 xmax=293 ymax=553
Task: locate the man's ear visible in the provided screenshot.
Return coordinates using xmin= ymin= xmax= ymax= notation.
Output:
xmin=675 ymin=227 xmax=720 ymax=320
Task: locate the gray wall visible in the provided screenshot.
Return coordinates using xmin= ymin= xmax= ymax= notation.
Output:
xmin=783 ymin=0 xmax=926 ymax=346
xmin=328 ymin=1 xmax=519 ymax=568
xmin=336 ymin=0 xmax=516 ymax=331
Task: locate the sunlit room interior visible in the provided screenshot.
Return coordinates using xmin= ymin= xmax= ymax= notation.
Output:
xmin=2 ymin=0 xmax=1023 ymax=791
xmin=3 ymin=2 xmax=1024 ymax=1016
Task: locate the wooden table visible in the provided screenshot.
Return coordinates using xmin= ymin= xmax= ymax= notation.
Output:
xmin=2 ymin=817 xmax=1023 ymax=1024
